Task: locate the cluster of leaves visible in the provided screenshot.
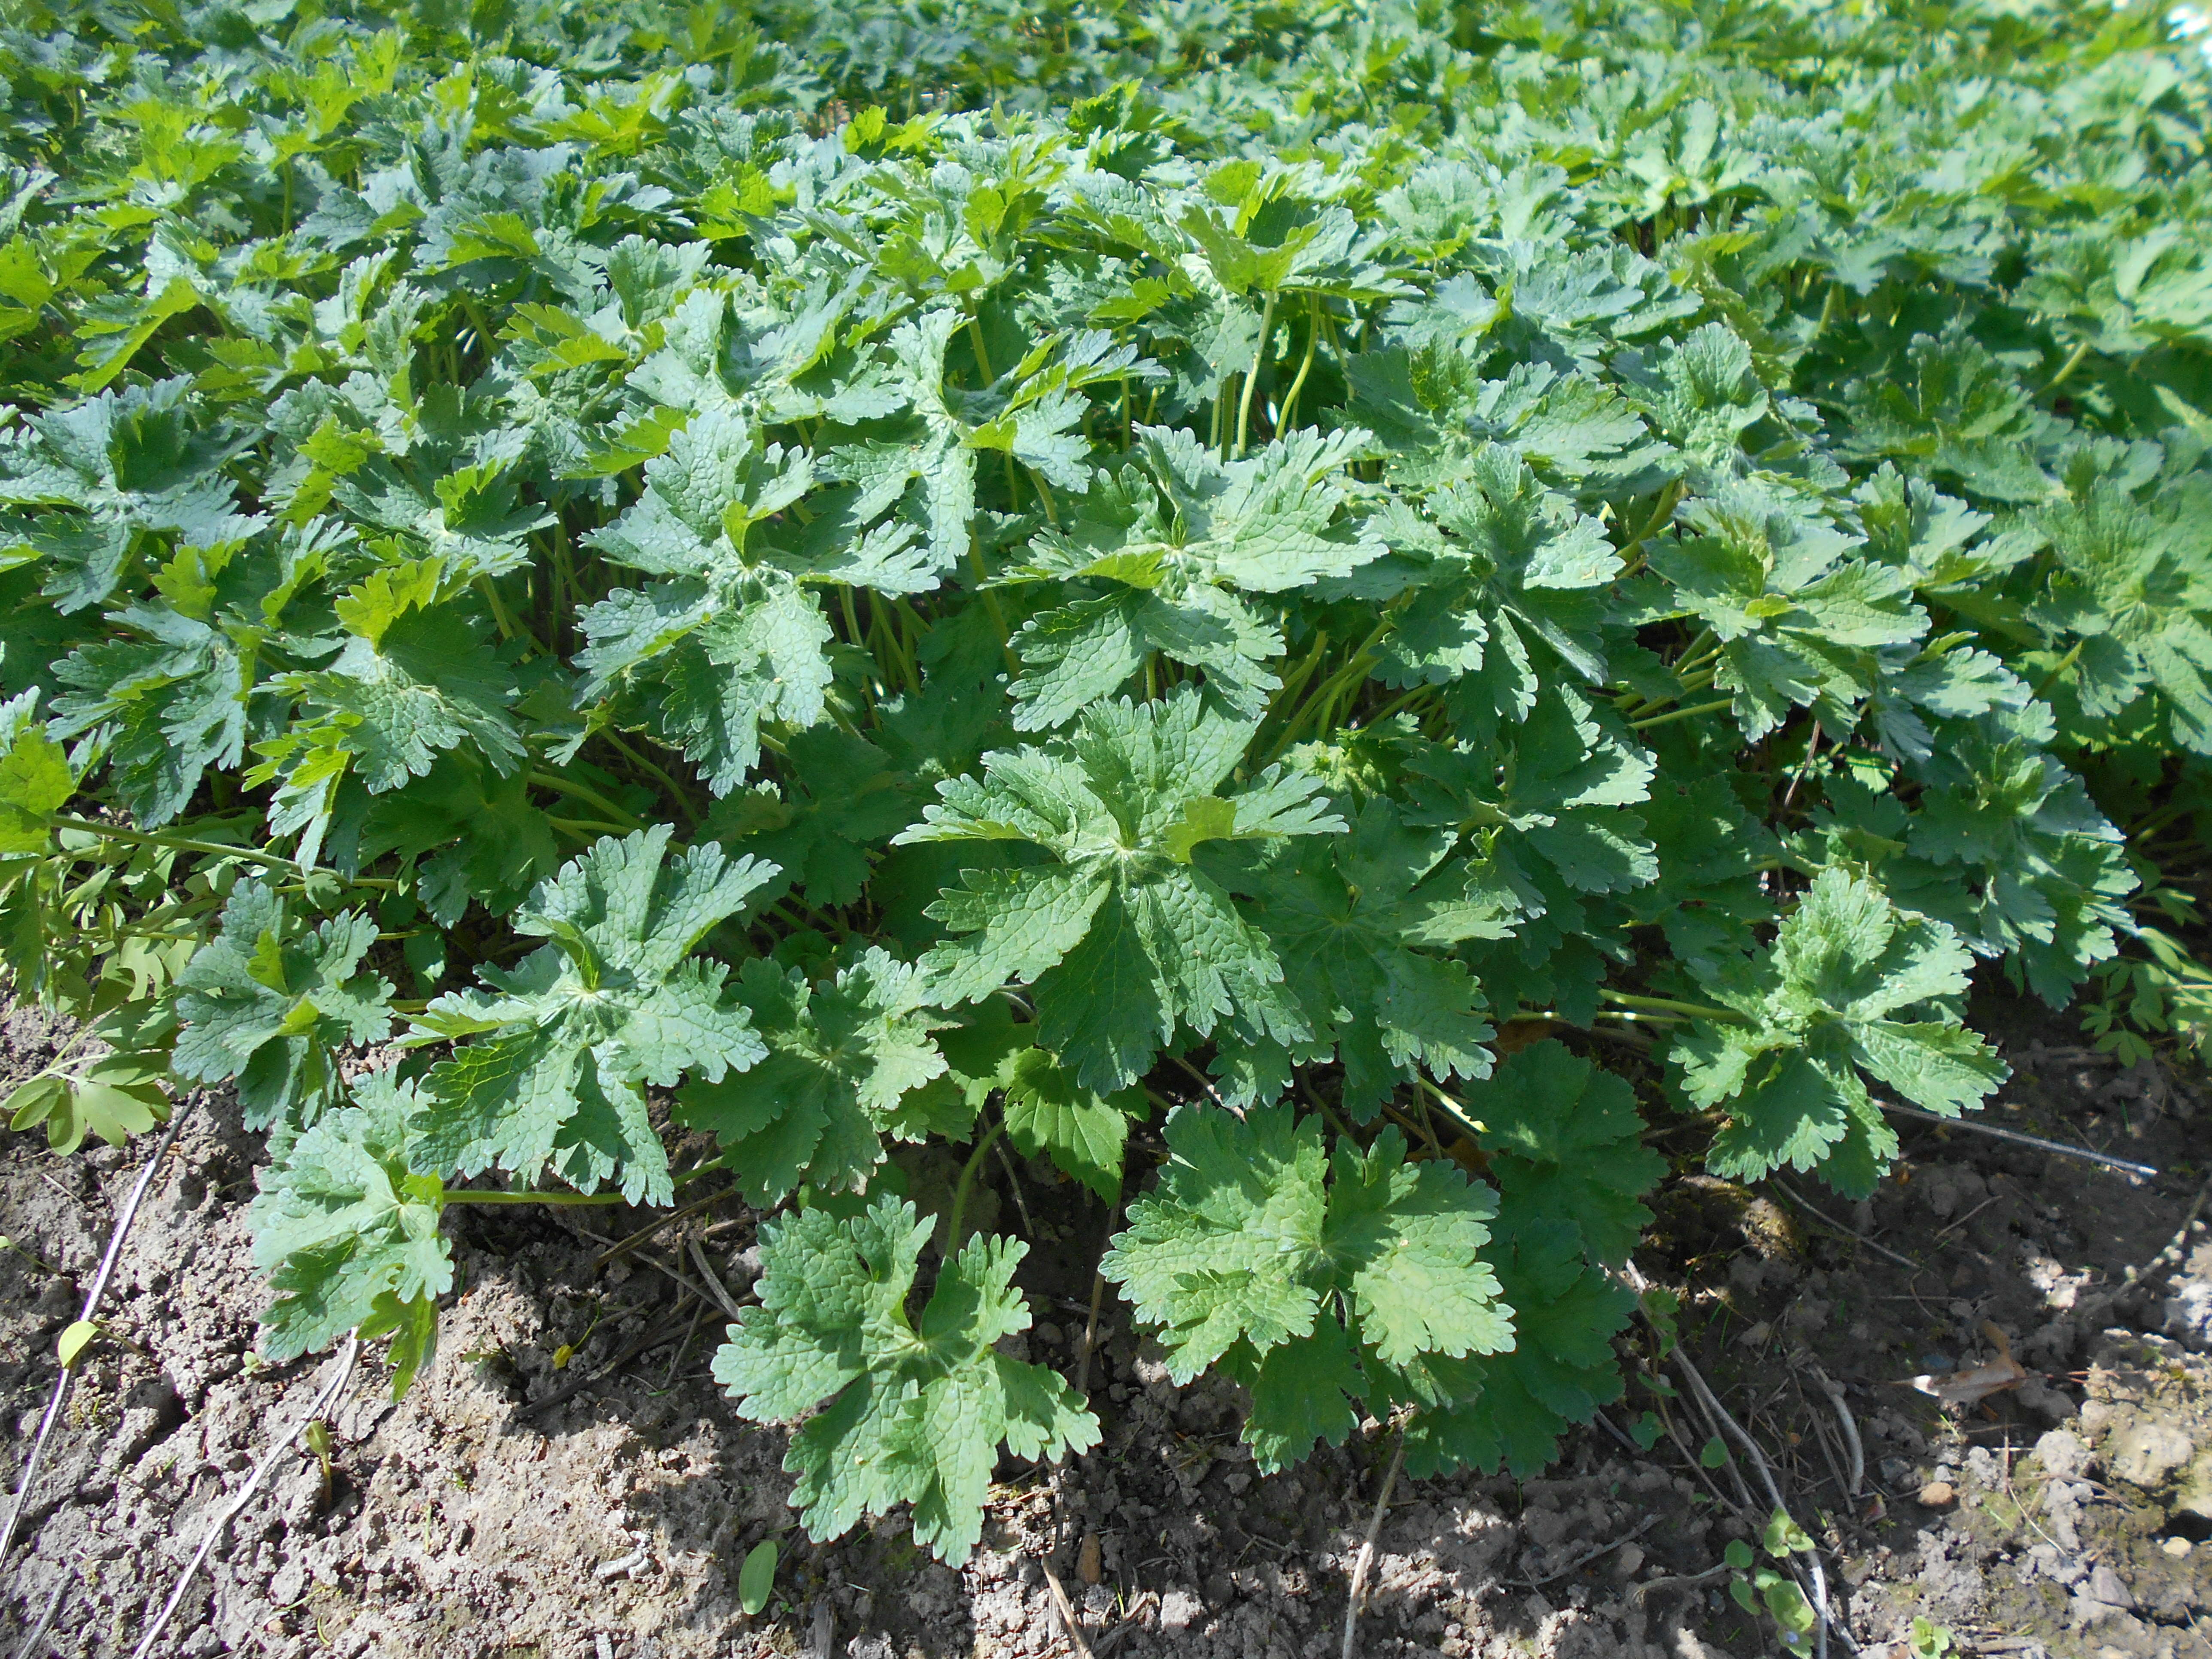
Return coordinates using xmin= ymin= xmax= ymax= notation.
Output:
xmin=3 ymin=0 xmax=2211 ymax=1565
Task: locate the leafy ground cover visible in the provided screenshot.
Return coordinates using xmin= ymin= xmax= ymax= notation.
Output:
xmin=3 ymin=991 xmax=2209 ymax=1659
xmin=2 ymin=0 xmax=2212 ymax=1646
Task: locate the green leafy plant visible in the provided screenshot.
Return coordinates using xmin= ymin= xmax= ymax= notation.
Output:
xmin=1908 ymin=1615 xmax=1958 ymax=1659
xmin=2 ymin=0 xmax=2209 ymax=1574
xmin=713 ymin=1197 xmax=1099 ymax=1562
xmin=738 ymin=1539 xmax=778 ymax=1618
xmin=1724 ymin=1509 xmax=1820 ymax=1649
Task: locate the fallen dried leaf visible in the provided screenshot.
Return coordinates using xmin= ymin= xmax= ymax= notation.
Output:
xmin=1903 ymin=1357 xmax=2027 ymax=1404
xmin=1899 ymin=1323 xmax=2028 ymax=1405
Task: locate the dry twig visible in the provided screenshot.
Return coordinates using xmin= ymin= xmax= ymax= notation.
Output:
xmin=1769 ymin=1179 xmax=1919 ymax=1272
xmin=2124 ymin=1170 xmax=2212 ymax=1288
xmin=1673 ymin=1344 xmax=1851 ymax=1656
xmin=1341 ymin=1422 xmax=1407 ymax=1659
xmin=129 ymin=1333 xmax=361 ymax=1659
xmin=1074 ymin=1269 xmax=1106 ymax=1399
xmin=1038 ymin=1553 xmax=1096 ymax=1659
xmin=12 ymin=1570 xmax=73 ymax=1659
xmin=1809 ymin=1366 xmax=1865 ymax=1497
xmin=588 ymin=1186 xmax=740 ymax=1267
xmin=1 ymin=1099 xmax=194 ymax=1565
xmin=1878 ymin=1099 xmax=2157 ymax=1181
xmin=687 ymin=1236 xmax=748 ymax=1319
xmin=523 ymin=1296 xmax=699 ymax=1416
xmin=1507 ymin=1515 xmax=1661 ymax=1588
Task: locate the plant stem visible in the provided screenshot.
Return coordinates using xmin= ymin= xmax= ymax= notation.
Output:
xmin=602 ymin=731 xmax=702 ymax=832
xmin=2042 ymin=339 xmax=2093 ymax=395
xmin=968 ymin=539 xmax=1018 ymax=673
xmin=1630 ymin=696 xmax=1734 ymax=732
xmin=1260 ymin=629 xmax=1331 ymax=732
xmin=1601 ymin=989 xmax=1746 ymax=1022
xmin=1276 ymin=293 xmax=1321 ymax=435
xmin=474 ymin=574 xmax=541 ymax=653
xmin=545 ymin=817 xmax=636 ymax=839
xmin=1367 ymin=683 xmax=1435 ymax=727
xmin=1671 ymin=626 xmax=1718 ymax=672
xmin=1814 ymin=280 xmax=1840 ymax=337
xmin=669 ymin=1153 xmax=730 ymax=1190
xmin=1613 ymin=481 xmax=1685 ymax=566
xmin=1265 ymin=611 xmax=1399 ymax=761
xmin=1342 ymin=1422 xmax=1407 ymax=1659
xmin=528 ymin=770 xmax=644 ymax=830
xmin=2130 ymin=799 xmax=2196 ymax=841
xmin=2032 ymin=638 xmax=2084 ymax=701
xmin=946 ymin=1120 xmax=1006 ymax=1248
xmin=1625 ymin=661 xmax=1721 ymax=721
xmin=1414 ymin=1074 xmax=1488 ymax=1139
xmin=1236 ymin=289 xmax=1276 ymax=458
xmin=49 ymin=816 xmax=398 ymax=887
xmin=440 ymin=1189 xmax=627 ymax=1208
xmin=966 ymin=314 xmax=996 ymax=385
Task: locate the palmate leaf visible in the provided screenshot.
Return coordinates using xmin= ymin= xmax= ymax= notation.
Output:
xmin=998 ymin=1044 xmax=1146 ymax=1201
xmin=351 ymin=748 xmax=561 ymax=929
xmin=826 ymin=310 xmax=978 ymax=571
xmin=1126 ymin=425 xmax=1387 ymax=594
xmin=1673 ymin=869 xmax=2008 ymax=1196
xmin=1361 ymin=444 xmax=1621 ymax=722
xmin=1405 ymin=687 xmax=1659 ymax=899
xmin=1343 ymin=347 xmax=1666 ymax=498
xmin=1002 ymin=428 xmax=1385 ymax=726
xmin=172 ymin=880 xmax=394 ymax=1133
xmin=1863 ymin=637 xmax=2030 ymax=766
xmin=5 ymin=1053 xmax=169 ymax=1155
xmin=1395 ymin=1043 xmax=1655 ymax=1477
xmin=1832 ymin=324 xmax=2055 ymax=505
xmin=1398 ymin=1214 xmax=1636 ymax=1479
xmin=713 ymin=1197 xmax=1099 ymax=1564
xmin=628 ymin=274 xmax=904 ymax=428
xmin=0 ymin=377 xmax=261 ymax=614
xmin=1625 ymin=774 xmax=1784 ymax=975
xmin=576 ymin=407 xmax=870 ymax=795
xmin=1620 ymin=321 xmax=1771 ymax=469
xmin=1102 ymin=1104 xmax=1510 ymax=1470
xmin=706 ymin=727 xmax=917 ymax=909
xmin=0 ymin=688 xmax=73 ymax=854
xmin=2027 ymin=437 xmax=2212 ymax=754
xmin=676 ymin=948 xmax=947 ymax=1204
xmin=894 ymin=687 xmax=1343 ymax=1094
xmin=275 ymin=556 xmax=524 ymax=794
xmin=49 ymin=603 xmax=255 ymax=830
xmin=1890 ymin=706 xmax=2138 ymax=1005
xmin=1010 ymin=582 xmax=1282 ymax=727
xmin=1651 ymin=481 xmax=1928 ymax=741
xmin=250 ymin=1068 xmax=452 ymax=1388
xmin=1217 ymin=797 xmax=1506 ymax=1114
xmin=1458 ymin=1040 xmax=1661 ymax=1264
xmin=408 ymin=827 xmax=776 ymax=1206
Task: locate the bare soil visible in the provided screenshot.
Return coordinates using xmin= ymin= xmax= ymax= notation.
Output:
xmin=2 ymin=981 xmax=2209 ymax=1659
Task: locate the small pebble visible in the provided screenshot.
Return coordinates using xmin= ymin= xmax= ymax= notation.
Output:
xmin=2162 ymin=1537 xmax=2193 ymax=1559
xmin=2087 ymin=1564 xmax=2133 ymax=1609
xmin=1916 ymin=1481 xmax=1956 ymax=1510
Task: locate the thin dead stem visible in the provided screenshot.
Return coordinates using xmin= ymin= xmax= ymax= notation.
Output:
xmin=1342 ymin=1422 xmax=1407 ymax=1659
